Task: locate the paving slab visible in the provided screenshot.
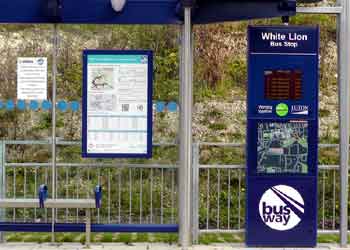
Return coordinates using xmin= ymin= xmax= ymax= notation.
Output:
xmin=0 ymin=243 xmax=37 ymax=250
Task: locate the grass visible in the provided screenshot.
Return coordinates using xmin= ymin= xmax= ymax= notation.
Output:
xmin=134 ymin=233 xmax=149 ymax=242
xmin=4 ymin=232 xmax=345 ymax=244
xmin=100 ymin=233 xmax=114 ymax=242
xmin=199 ymin=234 xmax=226 ymax=245
xmin=318 ymin=234 xmax=340 ymax=243
xmin=117 ymin=233 xmax=133 ymax=244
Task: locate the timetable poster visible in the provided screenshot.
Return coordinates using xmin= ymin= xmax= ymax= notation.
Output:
xmin=82 ymin=50 xmax=153 ymax=158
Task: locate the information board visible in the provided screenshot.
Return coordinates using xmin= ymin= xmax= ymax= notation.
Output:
xmin=246 ymin=26 xmax=319 ymax=247
xmin=82 ymin=50 xmax=153 ymax=158
xmin=17 ymin=57 xmax=47 ymax=100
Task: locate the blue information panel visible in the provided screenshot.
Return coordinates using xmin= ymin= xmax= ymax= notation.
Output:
xmin=82 ymin=50 xmax=153 ymax=158
xmin=246 ymin=26 xmax=319 ymax=247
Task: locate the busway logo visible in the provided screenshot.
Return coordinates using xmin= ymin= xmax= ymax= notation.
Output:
xmin=259 ymin=185 xmax=304 ymax=231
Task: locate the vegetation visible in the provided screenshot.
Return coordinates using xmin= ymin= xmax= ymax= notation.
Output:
xmin=0 ymin=0 xmax=343 ymax=243
xmin=4 ymin=232 xmax=349 ymax=244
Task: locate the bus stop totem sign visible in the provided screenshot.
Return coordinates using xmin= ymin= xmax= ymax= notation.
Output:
xmin=246 ymin=26 xmax=319 ymax=247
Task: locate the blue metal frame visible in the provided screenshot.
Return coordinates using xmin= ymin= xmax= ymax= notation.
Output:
xmin=82 ymin=50 xmax=153 ymax=158
xmin=0 ymin=223 xmax=178 ymax=233
xmin=0 ymin=0 xmax=297 ymax=25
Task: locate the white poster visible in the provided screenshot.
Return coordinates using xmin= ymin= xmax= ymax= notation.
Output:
xmin=84 ymin=53 xmax=151 ymax=156
xmin=17 ymin=57 xmax=47 ymax=100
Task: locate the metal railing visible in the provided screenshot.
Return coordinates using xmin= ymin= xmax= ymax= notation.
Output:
xmin=0 ymin=140 xmax=178 ymax=225
xmin=0 ymin=140 xmax=345 ymax=242
xmin=191 ymin=142 xmax=343 ymax=242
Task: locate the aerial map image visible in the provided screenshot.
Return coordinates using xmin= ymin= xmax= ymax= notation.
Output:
xmin=257 ymin=122 xmax=308 ymax=174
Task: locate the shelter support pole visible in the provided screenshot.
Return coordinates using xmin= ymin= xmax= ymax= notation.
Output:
xmin=179 ymin=7 xmax=193 ymax=249
xmin=51 ymin=24 xmax=58 ymax=244
xmin=337 ymin=0 xmax=350 ymax=247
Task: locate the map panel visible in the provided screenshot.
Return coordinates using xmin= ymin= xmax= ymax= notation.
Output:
xmin=257 ymin=122 xmax=308 ymax=174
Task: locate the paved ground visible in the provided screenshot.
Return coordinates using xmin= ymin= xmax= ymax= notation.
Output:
xmin=0 ymin=243 xmax=347 ymax=250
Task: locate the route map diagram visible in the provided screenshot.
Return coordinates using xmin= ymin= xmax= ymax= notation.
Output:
xmin=90 ymin=68 xmax=114 ymax=90
xmin=88 ymin=94 xmax=116 ymax=111
xmin=257 ymin=122 xmax=308 ymax=174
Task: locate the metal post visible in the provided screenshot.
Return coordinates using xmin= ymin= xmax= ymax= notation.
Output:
xmin=0 ymin=141 xmax=5 ymax=242
xmin=192 ymin=143 xmax=199 ymax=244
xmin=337 ymin=0 xmax=350 ymax=247
xmin=51 ymin=24 xmax=58 ymax=244
xmin=179 ymin=6 xmax=193 ymax=249
xmin=86 ymin=208 xmax=91 ymax=248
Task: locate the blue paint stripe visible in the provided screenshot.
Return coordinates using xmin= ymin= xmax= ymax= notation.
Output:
xmin=70 ymin=101 xmax=80 ymax=112
xmin=156 ymin=101 xmax=165 ymax=112
xmin=41 ymin=100 xmax=52 ymax=111
xmin=57 ymin=100 xmax=68 ymax=112
xmin=167 ymin=101 xmax=178 ymax=112
xmin=17 ymin=100 xmax=26 ymax=110
xmin=0 ymin=100 xmax=178 ymax=112
xmin=29 ymin=100 xmax=39 ymax=111
xmin=0 ymin=223 xmax=179 ymax=233
xmin=6 ymin=100 xmax=15 ymax=110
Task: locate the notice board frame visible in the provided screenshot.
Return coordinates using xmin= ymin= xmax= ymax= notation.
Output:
xmin=82 ymin=50 xmax=153 ymax=158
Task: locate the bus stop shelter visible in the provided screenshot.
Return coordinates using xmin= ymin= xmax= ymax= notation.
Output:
xmin=0 ymin=0 xmax=349 ymax=248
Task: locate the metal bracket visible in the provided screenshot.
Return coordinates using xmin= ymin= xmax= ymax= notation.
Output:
xmin=94 ymin=185 xmax=102 ymax=208
xmin=39 ymin=185 xmax=48 ymax=208
xmin=282 ymin=15 xmax=290 ymax=24
xmin=279 ymin=0 xmax=296 ymax=12
xmin=47 ymin=0 xmax=62 ymax=22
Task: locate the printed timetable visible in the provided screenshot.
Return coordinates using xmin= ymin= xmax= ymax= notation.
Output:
xmin=82 ymin=51 xmax=153 ymax=158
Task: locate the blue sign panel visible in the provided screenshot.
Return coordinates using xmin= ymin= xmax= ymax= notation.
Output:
xmin=246 ymin=26 xmax=319 ymax=247
xmin=82 ymin=50 xmax=153 ymax=158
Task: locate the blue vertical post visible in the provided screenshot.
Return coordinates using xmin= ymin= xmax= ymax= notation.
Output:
xmin=0 ymin=141 xmax=5 ymax=242
xmin=51 ymin=24 xmax=59 ymax=244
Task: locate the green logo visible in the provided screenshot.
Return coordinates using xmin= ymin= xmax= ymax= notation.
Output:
xmin=276 ymin=103 xmax=289 ymax=117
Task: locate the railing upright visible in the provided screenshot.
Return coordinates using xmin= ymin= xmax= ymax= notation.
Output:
xmin=192 ymin=142 xmax=200 ymax=244
xmin=337 ymin=0 xmax=350 ymax=246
